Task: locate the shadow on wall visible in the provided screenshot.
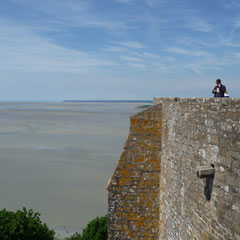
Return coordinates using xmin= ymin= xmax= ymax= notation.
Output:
xmin=204 ymin=177 xmax=214 ymax=201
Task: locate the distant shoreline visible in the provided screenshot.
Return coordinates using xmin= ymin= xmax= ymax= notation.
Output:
xmin=0 ymin=100 xmax=153 ymax=104
xmin=63 ymin=100 xmax=153 ymax=103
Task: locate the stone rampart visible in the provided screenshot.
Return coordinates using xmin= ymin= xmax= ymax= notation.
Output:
xmin=108 ymin=98 xmax=240 ymax=240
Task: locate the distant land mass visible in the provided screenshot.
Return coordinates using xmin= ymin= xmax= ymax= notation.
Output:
xmin=63 ymin=100 xmax=153 ymax=103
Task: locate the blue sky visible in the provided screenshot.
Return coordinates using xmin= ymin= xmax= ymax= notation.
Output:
xmin=0 ymin=0 xmax=239 ymax=100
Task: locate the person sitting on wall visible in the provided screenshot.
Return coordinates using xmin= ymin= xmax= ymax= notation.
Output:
xmin=212 ymin=79 xmax=226 ymax=98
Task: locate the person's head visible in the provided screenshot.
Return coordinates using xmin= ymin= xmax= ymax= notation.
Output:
xmin=216 ymin=79 xmax=221 ymax=85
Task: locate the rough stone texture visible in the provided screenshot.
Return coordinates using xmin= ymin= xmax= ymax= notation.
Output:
xmin=107 ymin=104 xmax=162 ymax=240
xmin=108 ymin=98 xmax=240 ymax=240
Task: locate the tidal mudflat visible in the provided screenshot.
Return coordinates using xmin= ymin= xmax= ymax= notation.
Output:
xmin=0 ymin=101 xmax=145 ymax=237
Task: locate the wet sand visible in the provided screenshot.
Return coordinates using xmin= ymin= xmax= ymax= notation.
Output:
xmin=0 ymin=101 xmax=142 ymax=237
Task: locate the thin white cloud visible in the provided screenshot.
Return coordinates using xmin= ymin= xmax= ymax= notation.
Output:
xmin=166 ymin=47 xmax=208 ymax=56
xmin=234 ymin=20 xmax=240 ymax=28
xmin=102 ymin=42 xmax=169 ymax=71
xmin=142 ymin=52 xmax=160 ymax=58
xmin=176 ymin=34 xmax=240 ymax=49
xmin=145 ymin=0 xmax=165 ymax=7
xmin=121 ymin=56 xmax=144 ymax=62
xmin=186 ymin=16 xmax=213 ymax=32
xmin=115 ymin=0 xmax=165 ymax=7
xmin=189 ymin=65 xmax=205 ymax=77
xmin=126 ymin=63 xmax=148 ymax=68
xmin=102 ymin=47 xmax=124 ymax=52
xmin=215 ymin=19 xmax=240 ymax=48
xmin=183 ymin=51 xmax=240 ymax=74
xmin=8 ymin=0 xmax=87 ymax=17
xmin=115 ymin=0 xmax=133 ymax=3
xmin=222 ymin=0 xmax=240 ymax=9
xmin=117 ymin=41 xmax=143 ymax=49
xmin=151 ymin=63 xmax=168 ymax=71
xmin=0 ymin=21 xmax=171 ymax=74
xmin=218 ymin=38 xmax=240 ymax=47
xmin=233 ymin=52 xmax=240 ymax=59
xmin=0 ymin=22 xmax=115 ymax=73
xmin=8 ymin=0 xmax=134 ymax=33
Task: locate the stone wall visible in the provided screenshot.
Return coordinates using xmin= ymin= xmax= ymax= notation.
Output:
xmin=107 ymin=98 xmax=240 ymax=240
xmin=157 ymin=98 xmax=240 ymax=240
xmin=107 ymin=104 xmax=162 ymax=239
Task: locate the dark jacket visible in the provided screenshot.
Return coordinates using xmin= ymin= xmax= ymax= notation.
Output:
xmin=212 ymin=85 xmax=226 ymax=98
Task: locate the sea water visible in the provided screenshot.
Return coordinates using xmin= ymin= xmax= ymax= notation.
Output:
xmin=0 ymin=101 xmax=147 ymax=238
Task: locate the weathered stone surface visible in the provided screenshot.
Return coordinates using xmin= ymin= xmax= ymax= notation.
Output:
xmin=107 ymin=98 xmax=240 ymax=240
xmin=107 ymin=105 xmax=162 ymax=240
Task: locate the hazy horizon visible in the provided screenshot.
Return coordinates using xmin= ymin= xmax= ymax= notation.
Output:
xmin=0 ymin=100 xmax=153 ymax=102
